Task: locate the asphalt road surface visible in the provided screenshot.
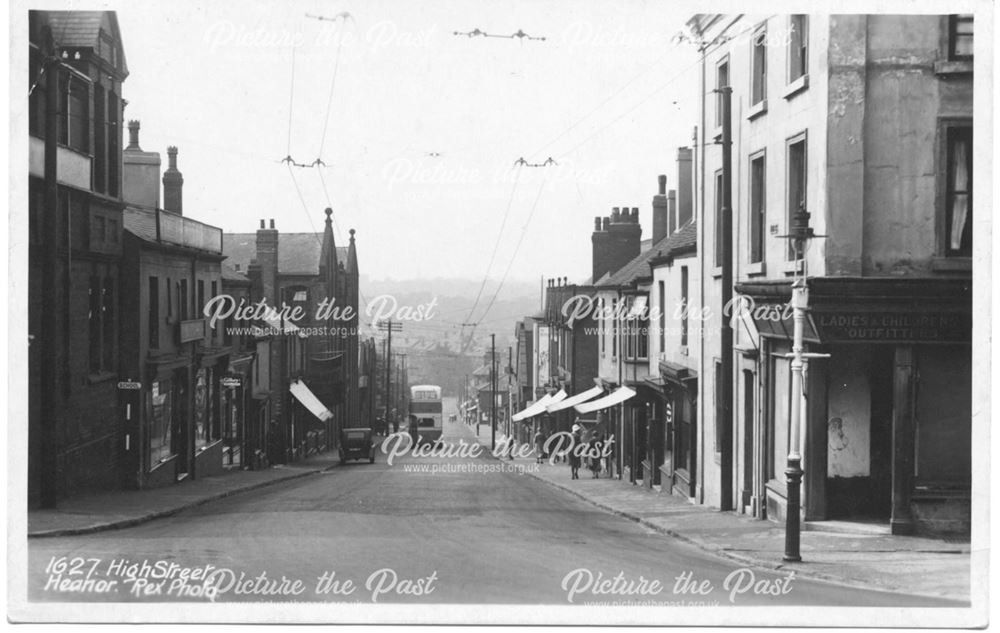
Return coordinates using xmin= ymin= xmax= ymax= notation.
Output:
xmin=28 ymin=417 xmax=963 ymax=607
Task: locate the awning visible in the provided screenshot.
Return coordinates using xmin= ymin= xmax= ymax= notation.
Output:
xmin=574 ymin=386 xmax=636 ymax=414
xmin=289 ymin=379 xmax=333 ymax=422
xmin=546 ymin=385 xmax=603 ymax=412
xmin=512 ymin=389 xmax=567 ymax=421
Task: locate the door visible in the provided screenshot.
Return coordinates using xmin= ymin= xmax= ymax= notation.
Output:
xmin=172 ymin=368 xmax=189 ymax=480
xmin=742 ymin=370 xmax=755 ymax=512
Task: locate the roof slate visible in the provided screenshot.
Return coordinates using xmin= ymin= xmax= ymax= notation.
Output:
xmin=222 ymin=233 xmax=348 ymax=276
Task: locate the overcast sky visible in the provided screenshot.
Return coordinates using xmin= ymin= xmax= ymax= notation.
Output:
xmin=54 ymin=0 xmax=703 ymax=282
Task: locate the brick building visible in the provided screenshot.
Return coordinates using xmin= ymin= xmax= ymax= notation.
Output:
xmin=222 ymin=211 xmax=360 ymax=462
xmin=27 ymin=10 xmax=129 ymax=505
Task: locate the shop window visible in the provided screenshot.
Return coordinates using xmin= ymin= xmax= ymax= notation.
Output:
xmin=194 ymin=368 xmax=209 ymax=450
xmin=949 ymin=15 xmax=973 ymax=60
xmin=788 ymin=15 xmax=808 ymax=82
xmin=148 ymin=276 xmax=160 ymax=349
xmin=751 ymin=26 xmax=767 ymax=106
xmin=786 ymin=134 xmax=807 ymax=260
xmin=750 ymin=152 xmax=766 ymax=264
xmin=149 ymin=379 xmax=173 ymax=465
xmin=769 ymin=345 xmax=792 ymax=481
xmin=944 ymin=126 xmax=972 ymax=257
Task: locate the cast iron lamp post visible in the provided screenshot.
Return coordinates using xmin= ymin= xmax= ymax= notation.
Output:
xmin=780 ymin=202 xmax=828 ymax=562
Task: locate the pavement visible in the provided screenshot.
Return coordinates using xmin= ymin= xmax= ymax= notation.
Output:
xmin=27 ymin=451 xmax=343 ymax=538
xmin=471 ymin=427 xmax=972 ymax=602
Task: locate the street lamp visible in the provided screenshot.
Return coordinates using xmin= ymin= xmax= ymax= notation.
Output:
xmin=779 ymin=202 xmax=828 ymax=562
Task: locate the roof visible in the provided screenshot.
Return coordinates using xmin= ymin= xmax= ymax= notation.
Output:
xmin=598 ymin=220 xmax=697 ymax=288
xmin=221 ymin=261 xmax=250 ymax=283
xmin=223 ymin=233 xmax=348 ymax=276
xmin=43 ymin=11 xmax=128 ymax=75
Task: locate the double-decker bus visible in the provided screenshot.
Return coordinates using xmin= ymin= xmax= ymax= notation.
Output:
xmin=409 ymin=385 xmax=443 ymax=444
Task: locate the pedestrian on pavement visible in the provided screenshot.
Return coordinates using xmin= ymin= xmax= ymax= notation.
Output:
xmin=407 ymin=414 xmax=419 ymax=446
xmin=589 ymin=433 xmax=603 ymax=478
xmin=568 ymin=424 xmax=583 ymax=479
xmin=533 ymin=429 xmax=545 ymax=464
xmin=604 ymin=433 xmax=616 ymax=478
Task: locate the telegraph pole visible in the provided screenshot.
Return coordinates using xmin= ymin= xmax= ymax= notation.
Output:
xmin=719 ymin=85 xmax=734 ymax=512
xmin=490 ymin=333 xmax=497 ymax=451
xmin=378 ymin=319 xmax=402 ymax=427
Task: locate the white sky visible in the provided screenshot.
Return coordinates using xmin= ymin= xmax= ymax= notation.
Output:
xmin=47 ymin=0 xmax=705 ymax=281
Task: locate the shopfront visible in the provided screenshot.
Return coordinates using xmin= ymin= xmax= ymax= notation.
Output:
xmin=736 ymin=277 xmax=972 ymax=535
xmin=657 ymin=361 xmax=698 ymax=498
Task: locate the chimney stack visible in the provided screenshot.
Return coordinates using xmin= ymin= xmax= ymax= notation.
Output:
xmin=122 ymin=120 xmax=161 ymax=208
xmin=162 ymin=146 xmax=184 ymax=215
xmin=653 ymin=174 xmax=669 ymax=243
xmin=256 ymin=218 xmax=279 ymax=304
xmin=592 ymin=203 xmax=642 ymax=282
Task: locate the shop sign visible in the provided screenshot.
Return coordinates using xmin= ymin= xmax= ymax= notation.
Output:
xmin=221 ymin=376 xmax=242 ymax=389
xmin=117 ymin=380 xmax=142 ymax=390
xmin=813 ymin=311 xmax=971 ymax=343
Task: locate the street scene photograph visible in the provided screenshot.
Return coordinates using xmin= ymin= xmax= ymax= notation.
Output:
xmin=7 ymin=0 xmax=991 ymax=626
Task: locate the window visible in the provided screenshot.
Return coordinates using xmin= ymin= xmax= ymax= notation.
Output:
xmin=611 ymin=299 xmax=617 ymax=357
xmin=149 ymin=378 xmax=173 ymax=464
xmin=88 ymin=276 xmax=102 ymax=373
xmin=179 ymin=279 xmax=189 ymax=320
xmin=29 ymin=52 xmax=44 ymax=138
xmin=750 ymin=153 xmax=766 ymax=264
xmin=93 ymin=83 xmax=106 ymax=193
xmin=715 ymin=57 xmax=729 ymax=128
xmin=788 ymin=15 xmax=808 ymax=82
xmin=107 ymin=91 xmax=120 ymax=197
xmin=102 ymin=277 xmax=115 ymax=370
xmin=637 ymin=317 xmax=648 ymax=360
xmin=751 ymin=26 xmax=767 ymax=105
xmin=91 ymin=215 xmax=106 ymax=250
xmin=714 ymin=170 xmax=724 ymax=267
xmin=149 ymin=276 xmax=160 ymax=349
xmin=949 ymin=15 xmax=973 ymax=60
xmin=945 ymin=126 xmax=973 ymax=256
xmin=786 ymin=135 xmax=807 ymax=260
xmin=680 ymin=268 xmax=689 ymax=347
xmin=107 ymin=218 xmax=118 ymax=243
xmin=62 ymin=73 xmax=90 ymax=153
xmin=197 ymin=280 xmax=205 ymax=319
xmin=658 ymin=281 xmax=666 ymax=352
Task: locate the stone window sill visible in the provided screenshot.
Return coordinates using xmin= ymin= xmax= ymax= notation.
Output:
xmin=712 ymin=265 xmax=723 ymax=279
xmin=931 ymin=256 xmax=972 ymax=272
xmin=746 ymin=261 xmax=766 ymax=277
xmin=934 ymin=60 xmax=973 ymax=76
xmin=747 ymin=99 xmax=768 ymax=121
xmin=783 ymin=74 xmax=809 ymax=100
xmin=783 ymin=259 xmax=804 ymax=277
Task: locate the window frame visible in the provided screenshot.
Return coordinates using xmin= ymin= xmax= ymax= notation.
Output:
xmin=714 ymin=169 xmax=724 ymax=268
xmin=749 ymin=149 xmax=767 ymax=265
xmin=750 ymin=24 xmax=768 ymax=106
xmin=785 ymin=131 xmax=808 ymax=261
xmin=939 ymin=120 xmax=973 ymax=258
xmin=787 ymin=15 xmax=808 ymax=83
xmin=714 ymin=55 xmax=730 ymax=131
xmin=948 ymin=14 xmax=974 ymax=61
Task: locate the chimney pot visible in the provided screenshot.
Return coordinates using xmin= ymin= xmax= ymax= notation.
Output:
xmin=612 ymin=207 xmax=620 ymax=223
xmin=127 ymin=120 xmax=141 ymax=150
xmin=260 ymin=219 xmax=265 ymax=229
xmin=658 ymin=174 xmax=667 ymax=195
xmin=594 ymin=216 xmax=602 ymax=231
xmin=162 ymin=146 xmax=183 ymax=214
xmin=632 ymin=207 xmax=639 ymax=223
xmin=269 ymin=219 xmax=275 ymax=229
xmin=602 ymin=217 xmax=610 ymax=231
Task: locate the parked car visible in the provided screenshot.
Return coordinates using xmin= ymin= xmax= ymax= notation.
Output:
xmin=339 ymin=427 xmax=376 ymax=464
